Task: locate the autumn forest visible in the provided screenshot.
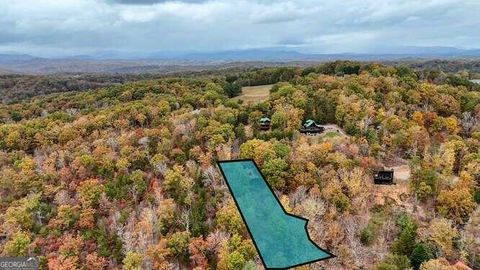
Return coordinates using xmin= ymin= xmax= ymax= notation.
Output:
xmin=0 ymin=61 xmax=479 ymax=270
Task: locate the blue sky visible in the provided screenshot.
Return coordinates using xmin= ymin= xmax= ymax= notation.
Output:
xmin=0 ymin=0 xmax=479 ymax=56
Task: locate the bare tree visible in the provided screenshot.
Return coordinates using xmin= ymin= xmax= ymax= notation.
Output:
xmin=461 ymin=112 xmax=479 ymax=136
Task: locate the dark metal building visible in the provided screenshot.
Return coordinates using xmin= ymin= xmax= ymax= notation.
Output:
xmin=374 ymin=170 xmax=394 ymax=185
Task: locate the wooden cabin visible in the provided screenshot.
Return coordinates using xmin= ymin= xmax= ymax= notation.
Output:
xmin=300 ymin=119 xmax=325 ymax=134
xmin=259 ymin=117 xmax=271 ymax=131
xmin=374 ymin=170 xmax=394 ymax=185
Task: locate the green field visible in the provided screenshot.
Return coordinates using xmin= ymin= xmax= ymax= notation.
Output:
xmin=232 ymin=84 xmax=273 ymax=103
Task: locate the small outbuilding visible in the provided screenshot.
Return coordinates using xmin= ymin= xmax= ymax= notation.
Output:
xmin=373 ymin=170 xmax=394 ymax=185
xmin=300 ymin=119 xmax=325 ymax=134
xmin=259 ymin=117 xmax=271 ymax=131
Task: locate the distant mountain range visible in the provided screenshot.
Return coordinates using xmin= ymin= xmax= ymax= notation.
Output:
xmin=83 ymin=46 xmax=480 ymax=61
xmin=1 ymin=47 xmax=480 ymax=74
xmin=384 ymin=46 xmax=480 ymax=56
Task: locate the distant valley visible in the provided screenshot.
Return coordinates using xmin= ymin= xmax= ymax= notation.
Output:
xmin=2 ymin=47 xmax=480 ymax=74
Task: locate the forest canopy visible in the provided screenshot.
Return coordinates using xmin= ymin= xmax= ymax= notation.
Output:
xmin=0 ymin=61 xmax=479 ymax=269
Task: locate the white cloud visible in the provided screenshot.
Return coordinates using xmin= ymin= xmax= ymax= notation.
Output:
xmin=0 ymin=0 xmax=478 ymax=55
xmin=120 ymin=7 xmax=158 ymax=22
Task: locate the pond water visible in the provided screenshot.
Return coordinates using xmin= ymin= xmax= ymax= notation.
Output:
xmin=470 ymin=79 xmax=480 ymax=84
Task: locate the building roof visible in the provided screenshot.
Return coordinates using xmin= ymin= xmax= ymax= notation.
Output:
xmin=260 ymin=117 xmax=271 ymax=123
xmin=304 ymin=119 xmax=319 ymax=127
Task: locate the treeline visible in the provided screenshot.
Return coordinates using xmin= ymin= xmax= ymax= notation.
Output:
xmin=3 ymin=60 xmax=479 ymax=104
xmin=0 ymin=74 xmax=171 ymax=103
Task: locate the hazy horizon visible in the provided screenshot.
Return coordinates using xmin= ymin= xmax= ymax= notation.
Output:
xmin=3 ymin=46 xmax=480 ymax=60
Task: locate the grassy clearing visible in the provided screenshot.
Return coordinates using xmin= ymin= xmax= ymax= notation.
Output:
xmin=323 ymin=131 xmax=341 ymax=138
xmin=232 ymin=84 xmax=273 ymax=103
xmin=317 ymin=131 xmax=342 ymax=142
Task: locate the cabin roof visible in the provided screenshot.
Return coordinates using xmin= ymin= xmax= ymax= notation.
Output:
xmin=304 ymin=119 xmax=320 ymax=127
xmin=260 ymin=117 xmax=271 ymax=123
